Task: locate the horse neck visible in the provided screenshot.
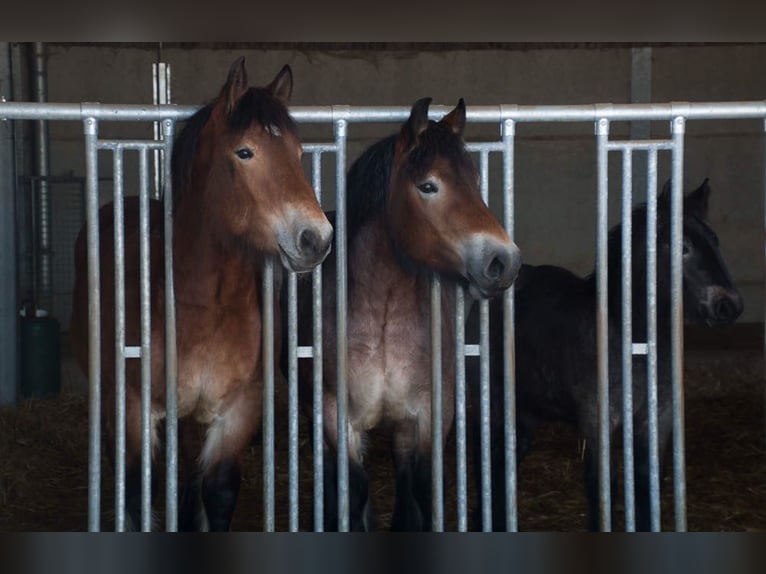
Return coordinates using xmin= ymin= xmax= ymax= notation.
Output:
xmin=172 ymin=187 xmax=260 ymax=305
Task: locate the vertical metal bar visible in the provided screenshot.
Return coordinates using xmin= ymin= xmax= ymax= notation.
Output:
xmin=334 ymin=118 xmax=350 ymax=532
xmin=311 ymin=152 xmax=325 ymax=532
xmin=620 ymin=150 xmax=636 ymax=532
xmin=478 ymin=149 xmax=492 ymax=532
xmin=454 ymin=287 xmax=467 ymax=532
xmin=162 ymin=119 xmax=178 ymax=532
xmin=0 ymin=42 xmax=17 ymax=408
xmin=763 ymin=119 xmax=766 ymax=456
xmin=262 ymin=256 xmax=276 ymax=531
xmin=84 ymin=117 xmax=101 ymax=532
xmin=288 ymin=268 xmax=299 ymax=532
xmin=430 ymin=275 xmax=444 ymax=532
xmin=261 ymin=257 xmax=274 ymax=532
xmin=138 ymin=148 xmax=152 ymax=532
xmin=32 ymin=42 xmax=52 ymax=312
xmin=645 ymin=148 xmax=661 ymax=532
xmin=595 ymin=118 xmax=611 ymax=532
xmin=670 ymin=117 xmax=687 ymax=531
xmin=501 ymin=119 xmax=518 ymax=532
xmin=112 ymin=149 xmax=127 ymax=532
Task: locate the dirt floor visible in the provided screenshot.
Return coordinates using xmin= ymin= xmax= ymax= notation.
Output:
xmin=1 ymin=347 xmax=764 ymax=532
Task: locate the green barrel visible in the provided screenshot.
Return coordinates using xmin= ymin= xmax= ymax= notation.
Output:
xmin=20 ymin=316 xmax=61 ymax=399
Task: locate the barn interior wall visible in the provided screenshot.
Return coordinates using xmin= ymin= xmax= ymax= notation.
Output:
xmin=31 ymin=43 xmax=766 ymax=328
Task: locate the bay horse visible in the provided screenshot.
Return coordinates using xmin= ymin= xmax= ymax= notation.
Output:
xmin=70 ymin=58 xmax=333 ymax=531
xmin=468 ymin=178 xmax=743 ymax=531
xmin=294 ymin=97 xmax=522 ymax=531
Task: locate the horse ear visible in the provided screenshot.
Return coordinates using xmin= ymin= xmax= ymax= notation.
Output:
xmin=267 ymin=64 xmax=293 ymax=104
xmin=398 ymin=97 xmax=432 ymax=152
xmin=221 ymin=57 xmax=249 ymax=115
xmin=440 ymin=98 xmax=466 ymax=136
xmin=686 ymin=178 xmax=711 ymax=219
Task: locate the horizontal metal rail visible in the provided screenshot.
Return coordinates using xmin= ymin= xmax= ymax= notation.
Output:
xmin=3 ymin=100 xmax=766 ymax=123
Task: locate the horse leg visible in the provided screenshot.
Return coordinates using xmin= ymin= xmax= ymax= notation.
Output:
xmin=178 ymin=420 xmax=206 ymax=531
xmin=633 ymin=400 xmax=674 ymax=531
xmin=391 ymin=419 xmax=432 ymax=531
xmin=196 ymin=388 xmax=260 ymax=532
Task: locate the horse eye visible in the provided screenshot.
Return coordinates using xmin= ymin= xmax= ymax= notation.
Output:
xmin=235 ymin=148 xmax=254 ymax=160
xmin=417 ymin=182 xmax=438 ymax=194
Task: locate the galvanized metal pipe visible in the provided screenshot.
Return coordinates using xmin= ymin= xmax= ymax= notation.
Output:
xmin=288 ymin=269 xmax=300 ymax=532
xmin=138 ymin=148 xmax=153 ymax=532
xmin=501 ymin=118 xmax=518 ymax=532
xmin=31 ymin=42 xmax=52 ymax=312
xmin=478 ymin=150 xmax=492 ymax=532
xmin=620 ymin=150 xmax=636 ymax=532
xmin=454 ymin=287 xmax=468 ymax=532
xmin=670 ymin=117 xmax=687 ymax=531
xmin=333 ymin=117 xmax=350 ymax=532
xmin=595 ymin=117 xmax=611 ymax=532
xmin=262 ymin=256 xmax=276 ymax=532
xmin=311 ymin=152 xmax=325 ymax=532
xmin=645 ymin=148 xmax=661 ymax=532
xmin=430 ymin=276 xmax=444 ymax=531
xmin=159 ymin=120 xmax=178 ymax=532
xmin=112 ymin=149 xmax=127 ymax=532
xmin=84 ymin=117 xmax=101 ymax=532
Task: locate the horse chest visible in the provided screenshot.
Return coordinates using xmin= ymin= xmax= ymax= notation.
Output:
xmin=346 ymin=277 xmax=433 ymax=425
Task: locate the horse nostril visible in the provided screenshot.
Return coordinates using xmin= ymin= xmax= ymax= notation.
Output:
xmin=714 ymin=296 xmax=742 ymax=323
xmin=486 ymin=255 xmax=506 ymax=281
xmin=298 ymin=228 xmax=319 ymax=256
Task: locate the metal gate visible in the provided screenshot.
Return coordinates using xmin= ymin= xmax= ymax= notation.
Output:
xmin=1 ymin=99 xmax=765 ymax=532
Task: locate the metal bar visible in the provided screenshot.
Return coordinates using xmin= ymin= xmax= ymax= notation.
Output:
xmin=478 ymin=149 xmax=492 ymax=532
xmin=454 ymin=287 xmax=467 ymax=532
xmin=595 ymin=117 xmax=611 ymax=532
xmin=262 ymin=256 xmax=276 ymax=532
xmin=334 ymin=117 xmax=350 ymax=532
xmin=501 ymin=118 xmax=518 ymax=532
xmin=606 ymin=141 xmax=674 ymax=151
xmin=98 ymin=140 xmax=166 ymax=150
xmin=670 ymin=116 xmax=687 ymax=531
xmin=466 ymin=141 xmax=505 ymax=153
xmin=430 ymin=275 xmax=444 ymax=532
xmin=288 ymin=268 xmax=299 ymax=532
xmin=84 ymin=117 xmax=101 ymax=532
xmin=0 ymin=42 xmax=17 ymax=408
xmin=4 ymin=100 xmax=766 ymax=124
xmin=620 ymin=150 xmax=636 ymax=532
xmin=311 ymin=152 xmax=325 ymax=532
xmin=162 ymin=119 xmax=178 ymax=532
xmin=32 ymin=42 xmax=52 ymax=312
xmin=645 ymin=148 xmax=661 ymax=532
xmin=764 ymin=119 xmax=766 ymax=457
xmin=112 ymin=149 xmax=127 ymax=532
xmin=138 ymin=148 xmax=152 ymax=532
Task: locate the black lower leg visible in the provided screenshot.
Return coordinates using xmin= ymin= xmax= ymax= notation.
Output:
xmin=201 ymin=459 xmax=241 ymax=532
xmin=179 ymin=467 xmax=204 ymax=531
xmin=391 ymin=453 xmax=431 ymax=532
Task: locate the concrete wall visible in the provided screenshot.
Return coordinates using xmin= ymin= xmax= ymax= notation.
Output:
xmin=28 ymin=43 xmax=766 ymax=325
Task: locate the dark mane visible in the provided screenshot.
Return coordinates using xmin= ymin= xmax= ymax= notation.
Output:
xmin=170 ymin=87 xmax=298 ymax=211
xmin=345 ymin=120 xmax=471 ymax=242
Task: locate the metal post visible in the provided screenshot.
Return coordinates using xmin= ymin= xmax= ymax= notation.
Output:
xmin=595 ymin=117 xmax=611 ymax=532
xmin=478 ymin=150 xmax=492 ymax=532
xmin=162 ymin=119 xmax=178 ymax=532
xmin=84 ymin=117 xmax=101 ymax=532
xmin=334 ymin=116 xmax=349 ymax=532
xmin=454 ymin=287 xmax=468 ymax=532
xmin=263 ymin=256 xmax=275 ymax=532
xmin=430 ymin=275 xmax=444 ymax=531
xmin=670 ymin=116 xmax=687 ymax=531
xmin=0 ymin=42 xmax=17 ymax=407
xmin=138 ymin=149 xmax=152 ymax=532
xmin=311 ymin=152 xmax=325 ymax=532
xmin=31 ymin=42 xmax=52 ymax=312
xmin=288 ymin=267 xmax=300 ymax=532
xmin=501 ymin=118 xmax=518 ymax=532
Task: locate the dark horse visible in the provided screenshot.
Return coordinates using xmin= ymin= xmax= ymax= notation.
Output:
xmin=294 ymin=97 xmax=522 ymax=531
xmin=70 ymin=58 xmax=333 ymax=531
xmin=469 ymin=178 xmax=743 ymax=531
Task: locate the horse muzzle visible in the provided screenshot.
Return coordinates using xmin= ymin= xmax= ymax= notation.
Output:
xmin=463 ymin=235 xmax=522 ymax=299
xmin=277 ymin=217 xmax=333 ymax=273
xmin=698 ymin=287 xmax=744 ymax=326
